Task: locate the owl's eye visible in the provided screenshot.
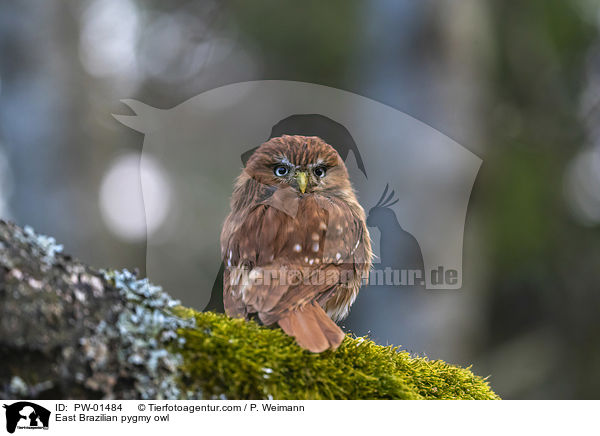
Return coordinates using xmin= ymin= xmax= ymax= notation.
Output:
xmin=274 ymin=165 xmax=289 ymax=177
xmin=313 ymin=167 xmax=326 ymax=178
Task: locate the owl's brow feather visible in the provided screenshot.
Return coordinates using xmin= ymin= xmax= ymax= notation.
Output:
xmin=252 ymin=135 xmax=340 ymax=168
xmin=308 ymin=159 xmax=327 ymax=168
xmin=274 ymin=155 xmax=332 ymax=170
xmin=277 ymin=156 xmax=294 ymax=168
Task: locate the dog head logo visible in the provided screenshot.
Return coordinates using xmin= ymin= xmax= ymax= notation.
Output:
xmin=113 ymin=80 xmax=482 ymax=309
xmin=3 ymin=402 xmax=50 ymax=434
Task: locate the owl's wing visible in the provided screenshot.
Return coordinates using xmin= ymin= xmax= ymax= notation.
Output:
xmin=222 ymin=193 xmax=310 ymax=320
xmin=313 ymin=195 xmax=370 ymax=271
xmin=315 ymin=196 xmax=372 ymax=321
xmin=221 ymin=187 xmax=295 ymax=320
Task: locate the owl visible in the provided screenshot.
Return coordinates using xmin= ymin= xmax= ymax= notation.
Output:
xmin=220 ymin=135 xmax=372 ymax=352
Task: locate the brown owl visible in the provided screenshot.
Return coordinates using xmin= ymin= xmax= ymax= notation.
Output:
xmin=220 ymin=135 xmax=372 ymax=352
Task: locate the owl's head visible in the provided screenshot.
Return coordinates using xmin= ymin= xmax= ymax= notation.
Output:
xmin=245 ymin=135 xmax=352 ymax=196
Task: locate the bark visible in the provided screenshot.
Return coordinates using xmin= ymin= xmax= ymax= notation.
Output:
xmin=0 ymin=220 xmax=189 ymax=399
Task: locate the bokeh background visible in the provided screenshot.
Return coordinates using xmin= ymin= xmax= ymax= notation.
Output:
xmin=1 ymin=0 xmax=599 ymax=399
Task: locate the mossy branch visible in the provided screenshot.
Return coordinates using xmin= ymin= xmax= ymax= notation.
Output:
xmin=0 ymin=220 xmax=498 ymax=400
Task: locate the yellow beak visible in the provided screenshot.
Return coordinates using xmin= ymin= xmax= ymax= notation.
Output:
xmin=295 ymin=171 xmax=308 ymax=194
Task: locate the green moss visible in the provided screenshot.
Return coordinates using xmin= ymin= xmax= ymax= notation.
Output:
xmin=174 ymin=309 xmax=499 ymax=400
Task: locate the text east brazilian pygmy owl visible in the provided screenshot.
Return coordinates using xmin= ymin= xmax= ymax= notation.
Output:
xmin=221 ymin=135 xmax=372 ymax=352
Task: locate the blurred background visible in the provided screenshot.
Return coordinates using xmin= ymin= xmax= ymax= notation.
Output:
xmin=1 ymin=0 xmax=599 ymax=399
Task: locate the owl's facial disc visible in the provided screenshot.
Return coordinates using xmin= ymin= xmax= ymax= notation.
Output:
xmin=245 ymin=136 xmax=350 ymax=196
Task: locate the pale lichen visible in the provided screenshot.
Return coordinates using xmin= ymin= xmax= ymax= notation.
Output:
xmin=22 ymin=225 xmax=64 ymax=266
xmin=102 ymin=269 xmax=195 ymax=399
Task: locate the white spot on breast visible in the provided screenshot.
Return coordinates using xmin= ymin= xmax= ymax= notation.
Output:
xmin=249 ymin=269 xmax=261 ymax=281
xmin=319 ymin=222 xmax=327 ymax=230
xmin=311 ymin=232 xmax=320 ymax=241
xmin=309 ymin=259 xmax=314 ymax=265
xmin=312 ymin=242 xmax=319 ymax=252
xmin=304 ymin=257 xmax=309 ymax=263
xmin=336 ymin=252 xmax=342 ymax=260
xmin=293 ymin=243 xmax=302 ymax=252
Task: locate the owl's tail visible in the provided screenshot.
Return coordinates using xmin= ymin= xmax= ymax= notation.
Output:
xmin=278 ymin=301 xmax=345 ymax=353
